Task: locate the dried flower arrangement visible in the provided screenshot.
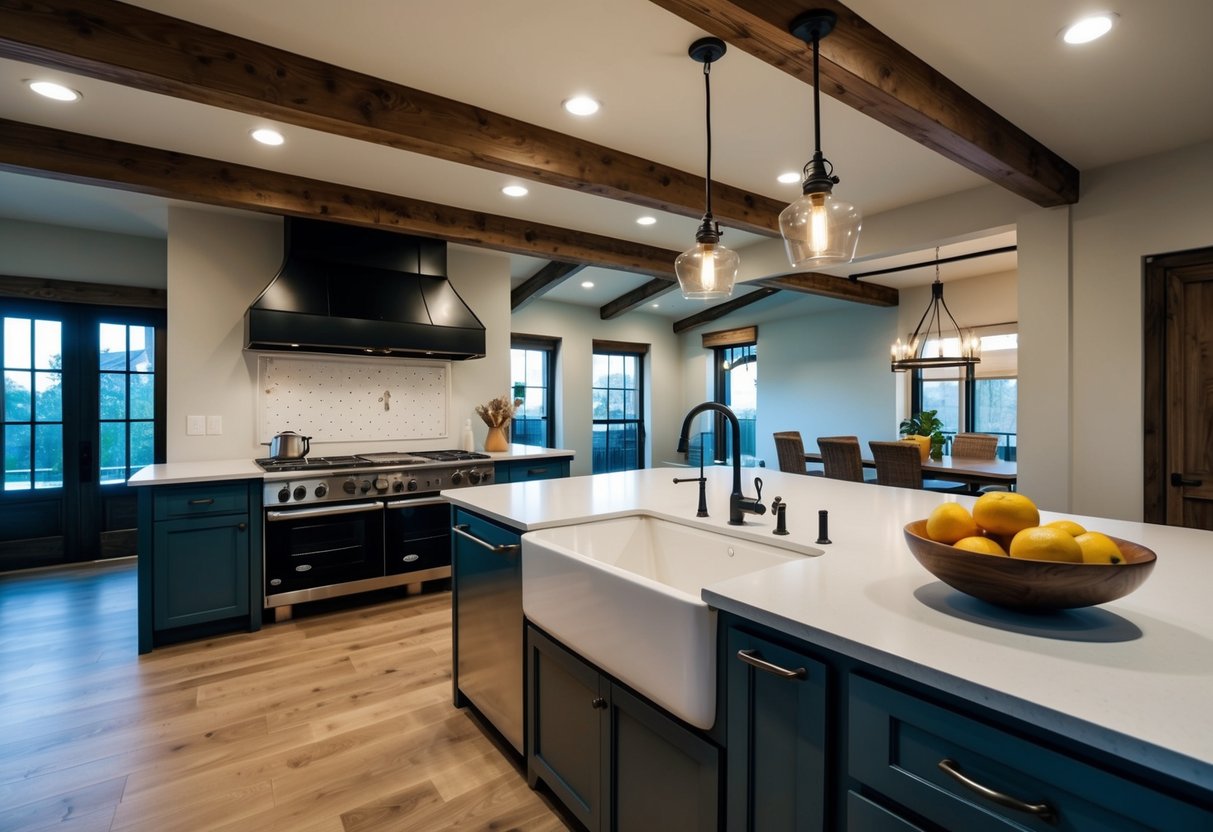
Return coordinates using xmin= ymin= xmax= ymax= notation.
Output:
xmin=475 ymin=394 xmax=523 ymax=429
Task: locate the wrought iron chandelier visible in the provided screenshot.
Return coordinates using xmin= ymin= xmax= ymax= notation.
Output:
xmin=890 ymin=248 xmax=981 ymax=372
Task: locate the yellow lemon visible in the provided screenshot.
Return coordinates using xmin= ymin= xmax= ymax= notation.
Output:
xmin=1046 ymin=519 xmax=1087 ymax=537
xmin=1075 ymin=532 xmax=1126 ymax=564
xmin=1008 ymin=526 xmax=1083 ymax=563
xmin=926 ymin=503 xmax=979 ymax=544
xmin=953 ymin=536 xmax=1008 ymax=557
xmin=973 ymin=492 xmax=1040 ymax=537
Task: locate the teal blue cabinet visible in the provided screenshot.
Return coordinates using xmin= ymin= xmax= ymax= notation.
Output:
xmin=494 ymin=457 xmax=570 ymax=484
xmin=847 ymin=674 xmax=1212 ymax=831
xmin=527 ymin=625 xmax=722 ymax=832
xmin=725 ymin=625 xmax=829 ymax=832
xmin=138 ymin=480 xmax=261 ymax=653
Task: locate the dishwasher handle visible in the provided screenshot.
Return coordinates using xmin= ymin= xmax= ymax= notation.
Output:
xmin=453 ymin=523 xmax=520 ymax=554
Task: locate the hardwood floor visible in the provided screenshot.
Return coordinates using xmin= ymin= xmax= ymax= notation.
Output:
xmin=0 ymin=560 xmax=570 ymax=831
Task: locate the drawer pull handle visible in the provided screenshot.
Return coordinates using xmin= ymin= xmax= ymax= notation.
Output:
xmin=452 ymin=524 xmax=520 ymax=554
xmin=736 ymin=649 xmax=806 ymax=680
xmin=591 ymin=697 xmax=607 ymax=710
xmin=527 ymin=468 xmax=548 ymax=476
xmin=188 ymin=498 xmax=215 ymax=506
xmin=938 ymin=758 xmax=1056 ymax=822
xmin=402 ymin=554 xmax=420 ymax=563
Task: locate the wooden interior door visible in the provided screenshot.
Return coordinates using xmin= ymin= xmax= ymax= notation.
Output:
xmin=1144 ymin=247 xmax=1213 ymax=529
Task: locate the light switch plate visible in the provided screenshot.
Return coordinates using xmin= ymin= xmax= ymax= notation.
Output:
xmin=206 ymin=415 xmax=223 ymax=435
xmin=186 ymin=415 xmax=205 ymax=435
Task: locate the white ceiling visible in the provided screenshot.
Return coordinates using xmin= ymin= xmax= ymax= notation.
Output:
xmin=1 ymin=0 xmax=1210 ymax=321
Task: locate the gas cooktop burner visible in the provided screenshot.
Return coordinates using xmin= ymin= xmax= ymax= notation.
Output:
xmin=254 ymin=449 xmax=491 ymax=472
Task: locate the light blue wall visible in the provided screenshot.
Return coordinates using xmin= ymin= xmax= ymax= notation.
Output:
xmin=753 ymin=305 xmax=899 ymax=469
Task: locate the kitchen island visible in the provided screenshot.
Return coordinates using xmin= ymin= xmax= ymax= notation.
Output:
xmin=445 ymin=466 xmax=1213 ymax=829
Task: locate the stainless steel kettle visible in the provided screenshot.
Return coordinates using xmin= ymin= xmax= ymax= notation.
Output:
xmin=265 ymin=430 xmax=311 ymax=459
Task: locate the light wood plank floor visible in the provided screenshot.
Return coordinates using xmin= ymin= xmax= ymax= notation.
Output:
xmin=0 ymin=560 xmax=571 ymax=832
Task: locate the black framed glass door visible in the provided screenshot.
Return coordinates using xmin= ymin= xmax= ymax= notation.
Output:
xmin=1 ymin=299 xmax=165 ymax=570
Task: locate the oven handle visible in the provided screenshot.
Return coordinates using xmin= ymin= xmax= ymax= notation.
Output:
xmin=266 ymin=502 xmax=384 ymax=521
xmin=452 ymin=523 xmax=521 ymax=554
xmin=385 ymin=497 xmax=449 ymax=510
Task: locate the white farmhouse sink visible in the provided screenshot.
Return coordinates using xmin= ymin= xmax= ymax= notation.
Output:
xmin=521 ymin=514 xmax=818 ymax=729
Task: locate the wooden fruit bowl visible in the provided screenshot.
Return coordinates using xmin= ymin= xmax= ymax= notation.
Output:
xmin=904 ymin=520 xmax=1157 ymax=610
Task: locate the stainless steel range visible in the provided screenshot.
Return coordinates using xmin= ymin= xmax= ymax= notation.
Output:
xmin=257 ymin=450 xmax=494 ymax=620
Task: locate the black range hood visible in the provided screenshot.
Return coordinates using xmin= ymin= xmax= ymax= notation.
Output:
xmin=245 ymin=218 xmax=486 ymax=360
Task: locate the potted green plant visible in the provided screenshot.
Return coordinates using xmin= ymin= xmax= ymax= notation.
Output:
xmin=899 ymin=409 xmax=946 ymax=461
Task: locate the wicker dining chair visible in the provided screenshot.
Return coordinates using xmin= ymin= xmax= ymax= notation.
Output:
xmin=950 ymin=432 xmax=999 ymax=459
xmin=868 ymin=441 xmax=923 ymax=489
xmin=773 ymin=431 xmax=812 ymax=475
xmin=817 ymin=436 xmax=868 ymax=483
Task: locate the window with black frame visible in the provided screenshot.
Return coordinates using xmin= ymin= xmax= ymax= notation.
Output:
xmin=509 ymin=335 xmax=557 ymax=448
xmin=912 ymin=324 xmax=1018 ymax=460
xmin=591 ymin=341 xmax=646 ymax=473
xmin=713 ymin=342 xmax=757 ymax=465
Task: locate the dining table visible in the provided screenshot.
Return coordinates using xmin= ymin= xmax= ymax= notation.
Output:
xmin=803 ymin=451 xmax=1017 ymax=489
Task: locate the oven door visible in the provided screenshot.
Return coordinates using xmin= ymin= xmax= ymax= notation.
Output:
xmin=384 ymin=497 xmax=451 ymax=576
xmin=265 ymin=501 xmax=385 ymax=597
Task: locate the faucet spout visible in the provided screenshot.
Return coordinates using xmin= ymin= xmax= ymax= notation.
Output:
xmin=677 ymin=402 xmax=764 ymax=525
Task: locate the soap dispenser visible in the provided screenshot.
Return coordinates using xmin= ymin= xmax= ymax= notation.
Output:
xmin=461 ymin=419 xmax=475 ymax=452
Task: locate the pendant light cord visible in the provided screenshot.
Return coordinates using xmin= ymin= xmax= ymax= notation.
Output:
xmin=812 ymin=31 xmax=822 ymax=153
xmin=702 ymin=59 xmax=714 ymax=222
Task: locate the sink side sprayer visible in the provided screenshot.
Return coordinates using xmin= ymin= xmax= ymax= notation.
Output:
xmin=677 ymin=402 xmax=766 ymax=525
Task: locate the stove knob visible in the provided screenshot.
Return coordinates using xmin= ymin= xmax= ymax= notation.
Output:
xmin=359 ymin=479 xmax=372 ymax=494
xmin=450 ymin=470 xmax=464 ymax=485
xmin=468 ymin=468 xmax=482 ymax=485
xmin=481 ymin=468 xmax=492 ymax=482
xmin=314 ymin=483 xmax=328 ymax=498
xmin=343 ymin=478 xmax=357 ymax=495
xmin=277 ymin=486 xmax=291 ymax=503
xmin=407 ymin=479 xmax=418 ymax=492
xmin=374 ymin=477 xmax=389 ymax=493
xmin=392 ymin=480 xmax=405 ymax=493
xmin=293 ymin=485 xmax=307 ymax=501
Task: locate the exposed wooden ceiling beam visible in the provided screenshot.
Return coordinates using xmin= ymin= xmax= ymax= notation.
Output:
xmin=0 ymin=119 xmax=682 ymax=277
xmin=511 ymin=262 xmax=586 ymax=311
xmin=0 ymin=0 xmax=784 ymax=236
xmin=672 ymin=288 xmax=780 ymax=334
xmin=753 ymin=272 xmax=898 ymax=307
xmin=648 ymin=0 xmax=1079 ymax=207
xmin=600 ymin=279 xmax=679 ymax=320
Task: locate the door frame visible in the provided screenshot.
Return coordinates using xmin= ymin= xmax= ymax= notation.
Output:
xmin=1142 ymin=245 xmax=1213 ymax=524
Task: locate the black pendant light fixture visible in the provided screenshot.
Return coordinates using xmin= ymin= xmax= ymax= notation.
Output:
xmin=890 ymin=248 xmax=981 ymax=371
xmin=675 ymin=37 xmax=739 ymax=300
xmin=780 ymin=10 xmax=862 ymax=267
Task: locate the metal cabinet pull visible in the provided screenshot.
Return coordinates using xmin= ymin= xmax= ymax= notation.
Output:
xmin=236 ymin=522 xmax=247 ymax=531
xmin=527 ymin=467 xmax=548 ymax=477
xmin=188 ymin=497 xmax=215 ymax=506
xmin=591 ymin=697 xmax=607 ymax=710
xmin=737 ymin=648 xmax=806 ymax=680
xmin=938 ymin=758 xmax=1056 ymax=822
xmin=452 ymin=524 xmax=520 ymax=554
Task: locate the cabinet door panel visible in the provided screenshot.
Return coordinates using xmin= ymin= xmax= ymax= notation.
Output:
xmin=611 ymin=683 xmax=721 ymax=832
xmin=152 ymin=514 xmax=249 ymax=629
xmin=726 ymin=626 xmax=828 ymax=832
xmin=845 ymin=791 xmax=927 ymax=831
xmin=527 ymin=626 xmax=605 ymax=832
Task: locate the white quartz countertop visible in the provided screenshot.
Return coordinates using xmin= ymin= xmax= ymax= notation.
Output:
xmin=127 ymin=444 xmax=573 ymax=486
xmin=444 ymin=466 xmax=1213 ymax=793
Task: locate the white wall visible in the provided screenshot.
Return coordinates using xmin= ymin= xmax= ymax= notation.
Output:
xmin=0 ymin=217 xmax=166 ymax=287
xmin=511 ymin=299 xmax=683 ymax=476
xmin=1069 ymin=140 xmax=1213 ymax=519
xmin=165 ymin=207 xmax=511 ymax=461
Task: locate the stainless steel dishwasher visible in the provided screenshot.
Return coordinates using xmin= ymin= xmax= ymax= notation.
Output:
xmin=452 ymin=510 xmax=524 ymax=753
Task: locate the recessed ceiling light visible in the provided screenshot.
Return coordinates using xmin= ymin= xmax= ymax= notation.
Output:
xmin=636 ymin=216 xmax=657 ymax=226
xmin=580 ymin=281 xmax=595 ymax=289
xmin=777 ymin=171 xmax=801 ymax=184
xmin=563 ymin=95 xmax=600 ymax=116
xmin=650 ymin=303 xmax=660 ymax=308
xmin=502 ymin=185 xmax=529 ymax=197
xmin=250 ymin=128 xmax=285 ymax=146
xmin=1062 ymin=13 xmax=1116 ymax=44
xmin=26 ymin=80 xmax=81 ymax=102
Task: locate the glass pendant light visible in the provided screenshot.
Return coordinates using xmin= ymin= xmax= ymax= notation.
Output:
xmin=890 ymin=248 xmax=982 ymax=371
xmin=780 ymin=10 xmax=862 ymax=267
xmin=675 ymin=37 xmax=738 ymax=300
